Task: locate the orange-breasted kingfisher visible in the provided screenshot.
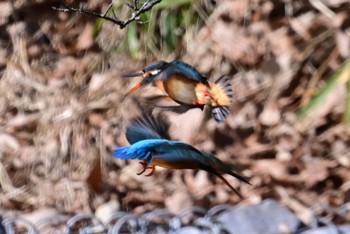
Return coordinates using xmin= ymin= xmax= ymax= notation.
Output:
xmin=113 ymin=114 xmax=251 ymax=198
xmin=122 ymin=60 xmax=234 ymax=123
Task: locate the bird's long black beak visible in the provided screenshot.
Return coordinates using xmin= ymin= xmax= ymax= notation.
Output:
xmin=122 ymin=72 xmax=144 ymax=78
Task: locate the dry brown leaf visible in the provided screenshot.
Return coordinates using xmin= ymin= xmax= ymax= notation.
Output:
xmin=336 ymin=30 xmax=350 ymax=58
xmin=6 ymin=114 xmax=40 ymax=129
xmin=320 ymin=0 xmax=350 ymax=7
xmin=302 ymin=160 xmax=335 ymax=186
xmin=210 ymin=21 xmax=261 ymax=65
xmin=259 ymin=103 xmax=281 ymax=126
xmin=165 ymin=189 xmax=193 ymax=214
xmin=76 ymin=23 xmax=95 ymax=51
xmin=86 ymin=159 xmax=103 ymax=193
xmin=95 ymin=200 xmax=120 ymax=224
xmin=192 ymin=171 xmax=211 ymax=190
xmin=0 ymin=2 xmax=12 ymax=25
xmin=253 ymin=160 xmax=287 ymax=179
xmin=88 ymin=73 xmax=111 ymax=93
xmin=332 ymin=140 xmax=350 ymax=167
xmin=0 ymin=133 xmax=20 ymax=151
xmin=290 ymin=12 xmax=316 ymax=41
xmin=20 ymin=208 xmax=59 ymax=224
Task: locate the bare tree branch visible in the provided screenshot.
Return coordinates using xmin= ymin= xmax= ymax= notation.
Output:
xmin=52 ymin=0 xmax=162 ymax=29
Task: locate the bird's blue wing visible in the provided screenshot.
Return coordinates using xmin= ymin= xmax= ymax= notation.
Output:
xmin=155 ymin=60 xmax=209 ymax=84
xmin=114 ymin=146 xmax=136 ymax=159
xmin=114 ymin=139 xmax=168 ymax=162
xmin=171 ymin=61 xmax=209 ymax=83
xmin=126 ymin=113 xmax=171 ymax=144
xmin=151 ymin=141 xmax=205 ymax=164
xmin=114 ymin=146 xmax=152 ymax=161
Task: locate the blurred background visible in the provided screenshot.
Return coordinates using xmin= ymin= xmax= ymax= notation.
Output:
xmin=0 ymin=0 xmax=350 ymax=232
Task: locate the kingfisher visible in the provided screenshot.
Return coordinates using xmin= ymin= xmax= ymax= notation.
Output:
xmin=122 ymin=60 xmax=234 ymax=123
xmin=114 ymin=114 xmax=250 ymax=198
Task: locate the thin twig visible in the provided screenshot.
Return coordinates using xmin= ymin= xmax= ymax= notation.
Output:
xmin=53 ymin=0 xmax=162 ymax=29
xmin=53 ymin=3 xmax=123 ymax=25
xmin=121 ymin=0 xmax=162 ymax=28
xmin=309 ymin=0 xmax=336 ymax=19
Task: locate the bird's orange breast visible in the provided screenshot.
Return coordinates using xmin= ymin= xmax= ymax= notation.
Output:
xmin=163 ymin=75 xmax=210 ymax=106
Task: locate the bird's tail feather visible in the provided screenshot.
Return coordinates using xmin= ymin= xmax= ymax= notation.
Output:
xmin=216 ymin=173 xmax=244 ymax=199
xmin=210 ymin=158 xmax=251 ymax=185
xmin=214 ymin=75 xmax=234 ymax=101
xmin=210 ymin=159 xmax=252 ymax=185
xmin=210 ymin=76 xmax=234 ymax=123
xmin=211 ymin=106 xmax=230 ymax=123
xmin=212 ymin=166 xmax=250 ymax=199
xmin=203 ymin=151 xmax=251 ymax=198
xmin=225 ymin=168 xmax=251 ymax=186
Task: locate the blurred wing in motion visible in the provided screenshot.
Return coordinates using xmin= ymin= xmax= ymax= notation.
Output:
xmin=125 ymin=113 xmax=171 ymax=144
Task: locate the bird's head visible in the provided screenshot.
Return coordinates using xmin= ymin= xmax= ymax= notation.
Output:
xmin=142 ymin=61 xmax=169 ymax=77
xmin=122 ymin=61 xmax=169 ymax=79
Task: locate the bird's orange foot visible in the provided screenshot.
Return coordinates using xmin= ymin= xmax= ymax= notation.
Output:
xmin=137 ymin=161 xmax=155 ymax=176
xmin=145 ymin=165 xmax=155 ymax=177
xmin=137 ymin=161 xmax=149 ymax=175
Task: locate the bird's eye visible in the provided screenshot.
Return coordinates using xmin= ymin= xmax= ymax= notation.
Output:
xmin=150 ymin=70 xmax=161 ymax=75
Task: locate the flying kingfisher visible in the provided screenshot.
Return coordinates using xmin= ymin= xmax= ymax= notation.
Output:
xmin=114 ymin=114 xmax=250 ymax=198
xmin=122 ymin=60 xmax=234 ymax=123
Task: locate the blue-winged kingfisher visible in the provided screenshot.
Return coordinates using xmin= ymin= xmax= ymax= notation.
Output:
xmin=114 ymin=114 xmax=250 ymax=198
xmin=122 ymin=60 xmax=234 ymax=123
